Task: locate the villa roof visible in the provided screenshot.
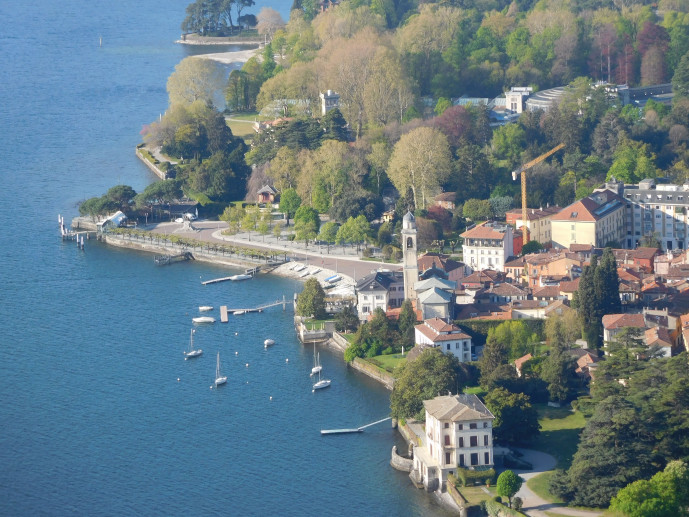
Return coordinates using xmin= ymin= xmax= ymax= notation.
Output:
xmin=418 ymin=287 xmax=454 ymax=305
xmin=461 ymin=222 xmax=509 ymax=240
xmin=424 ymin=394 xmax=494 ymax=422
xmin=415 ymin=276 xmax=457 ymax=293
xmin=602 ymin=313 xmax=646 ymax=330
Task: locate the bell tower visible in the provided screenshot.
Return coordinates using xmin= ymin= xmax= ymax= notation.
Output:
xmin=402 ymin=211 xmax=418 ymax=301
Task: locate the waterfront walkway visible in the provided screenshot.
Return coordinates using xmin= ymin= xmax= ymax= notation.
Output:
xmin=147 ymin=220 xmax=399 ymax=282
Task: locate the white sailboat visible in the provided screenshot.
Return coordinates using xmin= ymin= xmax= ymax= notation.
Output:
xmin=264 ymin=338 xmax=275 ymax=348
xmin=312 ymin=369 xmax=331 ymax=391
xmin=214 ymin=351 xmax=227 ymax=386
xmin=184 ymin=329 xmax=203 ymax=359
xmin=310 ymin=345 xmax=322 ymax=376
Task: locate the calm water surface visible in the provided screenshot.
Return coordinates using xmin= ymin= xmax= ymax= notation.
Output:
xmin=0 ymin=1 xmax=452 ymax=515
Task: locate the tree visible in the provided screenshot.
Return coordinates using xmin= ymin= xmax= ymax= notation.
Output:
xmin=610 ymin=460 xmax=689 ymax=517
xmin=318 ymin=221 xmax=339 ymax=251
xmin=335 ymin=305 xmax=359 ymax=333
xmin=521 ymin=240 xmax=543 ymax=255
xmin=390 ymin=348 xmax=462 ymax=420
xmin=551 ymin=395 xmax=656 ymax=508
xmin=484 ymin=388 xmax=540 ymax=444
xmin=462 ymin=199 xmax=492 ymax=221
xmin=294 ymin=205 xmax=320 ymax=231
xmin=540 ymin=340 xmax=578 ymax=403
xmin=256 ymin=7 xmax=285 ymax=40
xmin=387 ymin=127 xmax=453 ymax=210
xmin=166 ymin=57 xmax=224 ymax=106
xmin=496 ymin=470 xmax=523 ymax=508
xmin=105 ymin=185 xmax=137 ymax=213
xmin=278 ymin=188 xmax=301 ymax=226
xmin=397 ymin=299 xmax=417 ymax=348
xmin=296 ymin=277 xmax=326 ymax=318
xmin=673 ymin=50 xmax=689 ymax=99
xmin=479 ymin=334 xmax=509 ymax=389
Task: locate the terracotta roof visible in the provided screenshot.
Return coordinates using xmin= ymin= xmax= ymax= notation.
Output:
xmin=505 ymin=206 xmax=561 ymax=221
xmin=533 ymin=286 xmax=560 ymax=298
xmin=602 ymin=313 xmax=646 ymax=330
xmin=487 ymin=283 xmax=528 ymax=296
xmin=415 ymin=322 xmax=470 ymax=342
xmin=424 ymin=394 xmax=494 ymax=421
xmin=552 ymin=191 xmax=624 ymax=222
xmin=504 ymin=257 xmax=525 ymax=268
xmin=424 ymin=317 xmax=457 ymax=333
xmin=559 ymin=278 xmax=580 ymax=292
xmin=645 ymin=327 xmax=672 ymax=348
xmin=569 ymin=244 xmax=594 ymax=252
xmin=514 ymin=353 xmax=533 ymax=370
xmin=461 ymin=222 xmax=509 ymax=240
xmin=417 ymin=253 xmax=464 ymax=274
xmin=461 ymin=270 xmax=506 ymax=285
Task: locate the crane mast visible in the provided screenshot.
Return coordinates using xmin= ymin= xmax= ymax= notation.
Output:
xmin=511 ymin=143 xmax=565 ymax=246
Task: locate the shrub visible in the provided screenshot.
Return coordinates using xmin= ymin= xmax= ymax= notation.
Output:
xmin=362 ymin=247 xmax=373 ymax=258
xmin=513 ymin=497 xmax=523 ymax=512
xmin=456 ymin=467 xmax=496 ymax=486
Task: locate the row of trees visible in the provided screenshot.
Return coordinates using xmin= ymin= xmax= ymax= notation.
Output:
xmin=181 ymin=0 xmax=257 ymax=36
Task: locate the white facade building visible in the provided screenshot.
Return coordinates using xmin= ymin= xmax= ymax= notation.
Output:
xmin=414 ymin=318 xmax=472 ymax=362
xmin=411 ymin=394 xmax=495 ymax=490
xmin=461 ymin=222 xmax=514 ymax=272
xmin=354 ymin=270 xmax=404 ymax=321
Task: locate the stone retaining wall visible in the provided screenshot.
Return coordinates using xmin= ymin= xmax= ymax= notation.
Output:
xmin=330 ymin=331 xmax=350 ymax=353
xmin=390 ymin=445 xmax=413 ymax=472
xmin=349 ymin=357 xmax=395 ymax=390
xmin=136 ymin=148 xmax=167 ymax=180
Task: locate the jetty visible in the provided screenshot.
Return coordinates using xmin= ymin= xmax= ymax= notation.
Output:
xmin=321 ymin=416 xmax=392 ymax=435
xmin=219 ymin=296 xmax=288 ymax=320
xmin=202 ymin=266 xmax=262 ymax=285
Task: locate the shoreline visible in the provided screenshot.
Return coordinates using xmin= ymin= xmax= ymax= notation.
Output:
xmin=191 ymin=47 xmax=259 ymax=65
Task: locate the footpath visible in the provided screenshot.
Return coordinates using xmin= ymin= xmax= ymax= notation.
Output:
xmin=511 ymin=448 xmax=602 ymax=517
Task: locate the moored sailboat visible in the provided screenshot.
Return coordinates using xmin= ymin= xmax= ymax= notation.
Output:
xmin=184 ymin=329 xmax=203 ymax=359
xmin=214 ymin=351 xmax=227 ymax=386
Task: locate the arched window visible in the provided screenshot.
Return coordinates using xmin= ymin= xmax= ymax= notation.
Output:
xmin=407 ymin=237 xmax=413 ymax=249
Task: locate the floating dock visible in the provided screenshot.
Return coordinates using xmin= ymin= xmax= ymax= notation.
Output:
xmin=220 ymin=306 xmax=229 ymax=323
xmin=320 ymin=416 xmax=391 ymax=436
xmin=218 ymin=296 xmax=288 ymax=321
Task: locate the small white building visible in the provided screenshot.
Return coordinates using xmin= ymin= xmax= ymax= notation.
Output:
xmin=461 ymin=222 xmax=514 ymax=272
xmin=411 ymin=394 xmax=494 ymax=491
xmin=414 ymin=318 xmax=472 ymax=362
xmin=354 ymin=270 xmax=404 ymax=321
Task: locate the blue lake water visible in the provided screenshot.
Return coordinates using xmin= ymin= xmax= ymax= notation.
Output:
xmin=0 ymin=1 xmax=453 ymax=515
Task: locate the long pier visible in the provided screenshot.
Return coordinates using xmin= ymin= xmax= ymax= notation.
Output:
xmin=219 ymin=296 xmax=288 ymax=320
xmin=321 ymin=416 xmax=392 ymax=435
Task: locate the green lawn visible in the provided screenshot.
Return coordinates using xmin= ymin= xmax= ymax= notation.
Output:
xmin=464 ymin=386 xmax=487 ymax=397
xmin=532 ymin=403 xmax=586 ymax=469
xmin=225 ymin=113 xmax=259 ymax=139
xmin=366 ymin=353 xmax=407 ymax=373
xmin=457 ymin=484 xmax=497 ymax=506
xmin=302 ymin=318 xmax=332 ymax=330
xmin=525 ymin=404 xmax=587 ymax=505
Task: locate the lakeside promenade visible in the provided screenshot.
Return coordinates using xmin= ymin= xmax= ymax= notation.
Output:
xmin=147 ymin=219 xmax=400 ymax=283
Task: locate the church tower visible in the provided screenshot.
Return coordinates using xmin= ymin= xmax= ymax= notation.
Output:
xmin=402 ymin=211 xmax=419 ymax=301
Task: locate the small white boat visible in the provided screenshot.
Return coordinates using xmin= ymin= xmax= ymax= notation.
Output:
xmin=311 ymin=268 xmax=321 ymax=275
xmin=229 ymin=274 xmax=252 ymax=281
xmin=293 ymin=264 xmax=306 ymax=272
xmin=264 ymin=339 xmax=275 ymax=348
xmin=199 ymin=306 xmax=213 ymax=312
xmin=310 ymin=346 xmax=322 ymax=376
xmin=300 ymin=270 xmax=311 ymax=277
xmin=192 ymin=316 xmax=215 ymax=324
xmin=214 ymin=351 xmax=227 ymax=386
xmin=312 ymin=369 xmax=331 ymax=391
xmin=184 ymin=329 xmax=203 ymax=359
xmin=233 ymin=310 xmax=245 ymax=316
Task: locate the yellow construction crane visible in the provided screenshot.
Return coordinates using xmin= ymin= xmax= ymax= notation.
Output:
xmin=512 ymin=143 xmax=565 ymax=246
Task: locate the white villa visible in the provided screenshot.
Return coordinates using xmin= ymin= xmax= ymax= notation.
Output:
xmin=411 ymin=394 xmax=495 ymax=491
xmin=414 ymin=318 xmax=472 ymax=362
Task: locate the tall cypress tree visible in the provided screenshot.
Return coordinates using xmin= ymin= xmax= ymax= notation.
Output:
xmin=596 ymin=247 xmax=621 ymax=315
xmin=577 ymin=255 xmax=600 ymax=348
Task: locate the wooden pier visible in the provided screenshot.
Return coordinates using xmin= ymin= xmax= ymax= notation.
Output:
xmin=219 ymin=296 xmax=288 ymax=321
xmin=320 ymin=416 xmax=392 ymax=436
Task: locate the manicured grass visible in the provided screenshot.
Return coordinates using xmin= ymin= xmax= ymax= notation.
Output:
xmin=527 ymin=471 xmax=565 ymax=505
xmin=464 ymin=386 xmax=487 ymax=397
xmin=366 ymin=353 xmax=407 ymax=373
xmin=302 ymin=318 xmax=331 ymax=330
xmin=456 ymin=484 xmax=496 ymax=506
xmin=532 ymin=403 xmax=586 ymax=469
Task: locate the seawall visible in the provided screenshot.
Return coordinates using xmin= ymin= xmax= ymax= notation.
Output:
xmin=349 ymin=357 xmax=395 ymax=391
xmin=135 ymin=147 xmax=167 ymax=180
xmin=390 ymin=445 xmax=413 ymax=472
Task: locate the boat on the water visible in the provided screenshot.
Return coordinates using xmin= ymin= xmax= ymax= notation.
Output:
xmin=199 ymin=306 xmax=213 ymax=312
xmin=229 ymin=274 xmax=252 ymax=281
xmin=214 ymin=351 xmax=227 ymax=386
xmin=310 ymin=346 xmax=322 ymax=376
xmin=264 ymin=338 xmax=275 ymax=348
xmin=184 ymin=329 xmax=203 ymax=359
xmin=192 ymin=316 xmax=216 ymax=324
xmin=312 ymin=369 xmax=331 ymax=391
xmin=234 ymin=310 xmax=245 ymax=316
